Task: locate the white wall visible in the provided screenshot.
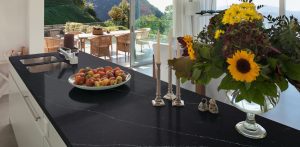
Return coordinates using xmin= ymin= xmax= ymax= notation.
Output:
xmin=0 ymin=0 xmax=44 ymax=97
xmin=0 ymin=0 xmax=28 ymax=54
xmin=0 ymin=0 xmax=44 ymax=55
xmin=27 ymin=0 xmax=44 ymax=54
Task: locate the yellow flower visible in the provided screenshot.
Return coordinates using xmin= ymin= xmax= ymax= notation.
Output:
xmin=214 ymin=30 xmax=225 ymax=39
xmin=183 ymin=35 xmax=196 ymax=60
xmin=222 ymin=2 xmax=263 ymax=25
xmin=227 ymin=50 xmax=260 ymax=83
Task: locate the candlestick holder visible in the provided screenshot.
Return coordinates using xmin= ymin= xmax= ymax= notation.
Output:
xmin=172 ymin=78 xmax=184 ymax=107
xmin=152 ymin=63 xmax=165 ymax=107
xmin=163 ymin=65 xmax=176 ymax=100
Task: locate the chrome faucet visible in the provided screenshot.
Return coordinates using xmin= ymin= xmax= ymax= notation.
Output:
xmin=58 ymin=48 xmax=78 ymax=64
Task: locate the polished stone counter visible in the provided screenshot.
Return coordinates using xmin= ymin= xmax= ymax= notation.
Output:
xmin=9 ymin=52 xmax=300 ymax=147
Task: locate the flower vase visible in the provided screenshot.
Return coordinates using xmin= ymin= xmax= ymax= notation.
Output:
xmin=226 ymin=90 xmax=280 ymax=139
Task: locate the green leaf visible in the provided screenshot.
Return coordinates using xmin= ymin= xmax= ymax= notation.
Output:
xmin=181 ymin=77 xmax=188 ymax=83
xmin=237 ymin=87 xmax=265 ymax=106
xmin=199 ymin=45 xmax=211 ymax=59
xmin=275 ymin=77 xmax=289 ymax=91
xmin=218 ymin=75 xmax=243 ymax=91
xmin=206 ymin=65 xmax=224 ymax=79
xmin=281 ymin=60 xmax=300 ymax=81
xmin=168 ymin=57 xmax=195 ymax=79
xmin=192 ymin=69 xmax=201 ymax=80
xmin=245 ymin=83 xmax=251 ymax=90
xmin=236 ymin=88 xmax=253 ymax=103
xmin=198 ymin=73 xmax=212 ymax=85
xmin=267 ymin=58 xmax=278 ymax=70
xmin=255 ymin=81 xmax=278 ymax=97
xmin=251 ymin=90 xmax=265 ymax=106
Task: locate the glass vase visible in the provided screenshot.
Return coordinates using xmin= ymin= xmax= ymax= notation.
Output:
xmin=226 ymin=90 xmax=280 ymax=139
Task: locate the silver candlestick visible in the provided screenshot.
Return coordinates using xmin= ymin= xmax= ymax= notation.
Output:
xmin=172 ymin=77 xmax=184 ymax=107
xmin=163 ymin=65 xmax=176 ymax=100
xmin=152 ymin=63 xmax=165 ymax=106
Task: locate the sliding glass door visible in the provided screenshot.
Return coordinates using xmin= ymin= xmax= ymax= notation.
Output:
xmin=129 ymin=0 xmax=173 ymax=67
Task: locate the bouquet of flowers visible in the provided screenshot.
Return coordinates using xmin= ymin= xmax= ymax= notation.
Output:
xmin=169 ymin=0 xmax=300 ymax=106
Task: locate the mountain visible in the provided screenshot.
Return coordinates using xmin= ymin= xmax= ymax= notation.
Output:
xmin=92 ymin=0 xmax=163 ymax=21
xmin=45 ymin=0 xmax=98 ymax=25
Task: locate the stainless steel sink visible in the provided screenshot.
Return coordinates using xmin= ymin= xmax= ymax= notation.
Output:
xmin=20 ymin=56 xmax=58 ymax=65
xmin=26 ymin=62 xmax=69 ymax=73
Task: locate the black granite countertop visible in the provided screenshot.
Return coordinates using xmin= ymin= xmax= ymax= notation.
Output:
xmin=9 ymin=52 xmax=300 ymax=147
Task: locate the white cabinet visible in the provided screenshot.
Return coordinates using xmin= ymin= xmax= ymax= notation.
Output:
xmin=9 ymin=74 xmax=44 ymax=147
xmin=9 ymin=64 xmax=67 ymax=147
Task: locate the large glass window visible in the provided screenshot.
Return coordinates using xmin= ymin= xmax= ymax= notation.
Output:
xmin=256 ymin=0 xmax=280 ymax=17
xmin=132 ymin=0 xmax=173 ymax=67
xmin=286 ymin=0 xmax=300 ymax=19
xmin=217 ymin=0 xmax=279 ymax=17
xmin=216 ymin=0 xmax=239 ymax=10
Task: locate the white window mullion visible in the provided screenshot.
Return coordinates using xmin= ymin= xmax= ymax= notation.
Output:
xmin=279 ymin=0 xmax=286 ymax=16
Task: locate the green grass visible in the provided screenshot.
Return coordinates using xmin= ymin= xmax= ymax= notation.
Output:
xmin=45 ymin=0 xmax=98 ymax=25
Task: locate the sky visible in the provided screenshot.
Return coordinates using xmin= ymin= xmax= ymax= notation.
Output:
xmin=217 ymin=0 xmax=300 ymax=11
xmin=147 ymin=0 xmax=173 ymax=12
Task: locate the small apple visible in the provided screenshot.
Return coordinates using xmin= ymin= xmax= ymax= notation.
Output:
xmin=93 ymin=69 xmax=98 ymax=74
xmin=78 ymin=68 xmax=86 ymax=73
xmin=85 ymin=78 xmax=95 ymax=86
xmin=95 ymin=81 xmax=101 ymax=87
xmin=106 ymin=71 xmax=114 ymax=78
xmin=104 ymin=66 xmax=113 ymax=72
xmin=87 ymin=70 xmax=94 ymax=76
xmin=98 ymin=80 xmax=104 ymax=86
xmin=97 ymin=67 xmax=105 ymax=72
xmin=97 ymin=71 xmax=106 ymax=77
xmin=116 ymin=76 xmax=122 ymax=84
xmin=120 ymin=73 xmax=127 ymax=81
xmin=102 ymin=78 xmax=110 ymax=86
xmin=93 ymin=74 xmax=100 ymax=78
xmin=114 ymin=70 xmax=124 ymax=77
xmin=75 ymin=72 xmax=85 ymax=77
xmin=110 ymin=79 xmax=117 ymax=85
xmin=114 ymin=67 xmax=121 ymax=71
xmin=75 ymin=75 xmax=85 ymax=85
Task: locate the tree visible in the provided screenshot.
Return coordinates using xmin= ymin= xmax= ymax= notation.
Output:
xmin=108 ymin=0 xmax=130 ymax=27
xmin=136 ymin=15 xmax=161 ymax=33
xmin=136 ymin=5 xmax=173 ymax=34
xmin=73 ymin=0 xmax=86 ymax=9
xmin=160 ymin=5 xmax=173 ymax=33
xmin=84 ymin=2 xmax=97 ymax=18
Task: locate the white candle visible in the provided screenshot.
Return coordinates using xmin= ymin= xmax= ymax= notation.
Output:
xmin=177 ymin=42 xmax=181 ymax=58
xmin=168 ymin=30 xmax=173 ymax=59
xmin=156 ymin=31 xmax=161 ymax=64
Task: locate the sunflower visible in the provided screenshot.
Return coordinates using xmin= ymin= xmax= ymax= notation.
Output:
xmin=183 ymin=35 xmax=196 ymax=60
xmin=214 ymin=29 xmax=225 ymax=39
xmin=227 ymin=50 xmax=260 ymax=83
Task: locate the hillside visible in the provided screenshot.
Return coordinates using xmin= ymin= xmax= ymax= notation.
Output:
xmin=92 ymin=0 xmax=163 ymax=21
xmin=45 ymin=0 xmax=98 ymax=25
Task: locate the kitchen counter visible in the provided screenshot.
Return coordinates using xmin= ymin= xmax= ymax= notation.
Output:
xmin=9 ymin=52 xmax=300 ymax=147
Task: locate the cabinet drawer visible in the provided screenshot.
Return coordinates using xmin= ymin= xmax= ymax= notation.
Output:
xmin=45 ymin=117 xmax=67 ymax=147
xmin=10 ymin=65 xmax=45 ymax=133
xmin=9 ymin=63 xmax=30 ymax=97
xmin=9 ymin=77 xmax=44 ymax=147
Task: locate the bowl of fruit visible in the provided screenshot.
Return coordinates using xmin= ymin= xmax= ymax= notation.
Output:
xmin=68 ymin=66 xmax=131 ymax=90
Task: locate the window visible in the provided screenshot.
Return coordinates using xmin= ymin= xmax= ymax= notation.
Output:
xmin=255 ymin=0 xmax=280 ymax=17
xmin=286 ymin=0 xmax=300 ymax=19
xmin=217 ymin=0 xmax=280 ymax=17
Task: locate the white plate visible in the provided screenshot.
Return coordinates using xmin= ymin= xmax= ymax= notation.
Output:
xmin=68 ymin=74 xmax=131 ymax=90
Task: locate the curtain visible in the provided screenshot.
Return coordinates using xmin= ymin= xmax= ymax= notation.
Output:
xmin=173 ymin=0 xmax=216 ymax=37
